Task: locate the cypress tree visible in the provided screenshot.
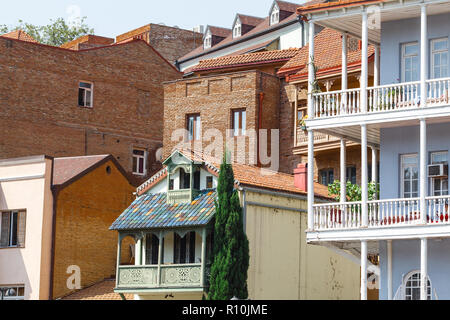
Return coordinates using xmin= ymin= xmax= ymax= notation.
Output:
xmin=208 ymin=152 xmax=249 ymax=300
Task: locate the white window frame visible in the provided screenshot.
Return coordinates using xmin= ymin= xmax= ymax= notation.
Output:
xmin=400 ymin=153 xmax=419 ymax=198
xmin=401 ymin=42 xmax=419 ymax=83
xmin=430 ymin=151 xmax=448 ymax=196
xmin=132 ymin=148 xmax=147 ymax=176
xmin=270 ymin=5 xmax=280 ymax=25
xmin=232 ymin=109 xmax=246 ymax=137
xmin=78 ymin=81 xmax=93 ymax=108
xmin=403 ymin=270 xmax=432 ymax=300
xmin=233 ymin=21 xmax=241 ymax=38
xmin=431 ymin=37 xmax=448 ymax=79
xmin=0 ymin=285 xmax=25 ymax=300
xmin=187 ymin=114 xmax=201 ymax=141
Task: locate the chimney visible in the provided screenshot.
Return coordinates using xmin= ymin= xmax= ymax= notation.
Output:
xmin=294 ymin=163 xmax=308 ymax=192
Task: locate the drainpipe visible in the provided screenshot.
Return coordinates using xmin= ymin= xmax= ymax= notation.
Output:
xmin=48 ymin=160 xmax=57 ymax=300
xmin=258 ymin=92 xmax=265 ymax=166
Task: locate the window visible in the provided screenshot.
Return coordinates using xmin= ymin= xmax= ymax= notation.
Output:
xmin=401 ymin=154 xmax=419 ymax=198
xmin=78 ymin=81 xmax=93 ymax=107
xmin=173 ymin=232 xmax=196 ymax=264
xmin=404 ymin=271 xmax=431 ymax=300
xmin=179 ymin=168 xmax=190 ymax=189
xmin=401 ymin=42 xmax=419 ymax=82
xmin=270 ymin=5 xmax=280 ymax=25
xmin=145 ymin=234 xmax=161 ymax=265
xmin=206 ymin=176 xmax=213 ymax=189
xmin=0 ymin=211 xmax=26 ymax=248
xmin=187 ymin=114 xmax=201 ymax=141
xmin=132 ymin=149 xmax=147 ymax=176
xmin=169 ymin=179 xmax=174 ymax=191
xmin=0 ymin=285 xmax=25 ymax=300
xmin=430 ymin=151 xmax=448 ymax=196
xmin=232 ymin=109 xmax=246 ymax=136
xmin=193 ymin=170 xmax=200 ymax=190
xmin=346 ymin=166 xmax=357 ymax=185
xmin=431 ymin=38 xmax=448 ymax=79
xmin=319 ymin=169 xmax=334 ymax=186
xmin=233 ymin=21 xmax=241 ymax=38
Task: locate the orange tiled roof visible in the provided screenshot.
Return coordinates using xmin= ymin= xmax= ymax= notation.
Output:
xmin=297 ymin=0 xmax=385 ymax=15
xmin=137 ymin=148 xmax=331 ymax=199
xmin=278 ymin=27 xmax=374 ymax=80
xmin=52 ymin=155 xmax=111 ymax=186
xmin=190 ymin=48 xmax=300 ymax=72
xmin=61 ymin=279 xmax=133 ymax=300
xmin=1 ymin=30 xmax=37 ymax=43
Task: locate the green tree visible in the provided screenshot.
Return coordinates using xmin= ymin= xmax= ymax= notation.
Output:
xmin=328 ymin=180 xmax=379 ymax=202
xmin=1 ymin=17 xmax=94 ymax=46
xmin=207 ymin=152 xmax=249 ymax=300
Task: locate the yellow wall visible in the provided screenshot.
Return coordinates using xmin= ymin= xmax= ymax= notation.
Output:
xmin=52 ymin=160 xmax=134 ymax=299
xmin=243 ymin=190 xmax=360 ymax=300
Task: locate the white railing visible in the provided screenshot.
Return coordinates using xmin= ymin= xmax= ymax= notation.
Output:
xmin=368 ymin=198 xmax=421 ymax=227
xmin=313 ymin=88 xmax=361 ymax=118
xmin=311 ymin=77 xmax=450 ymax=119
xmin=426 ymin=195 xmax=450 ymax=224
xmin=313 ymin=202 xmax=362 ymax=230
xmin=312 ymin=196 xmax=450 ymax=231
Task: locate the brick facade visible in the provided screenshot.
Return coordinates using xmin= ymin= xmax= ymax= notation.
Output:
xmin=0 ymin=37 xmax=182 ymax=185
xmin=116 ymin=24 xmax=203 ymax=65
xmin=163 ymin=70 xmax=280 ymax=167
xmin=52 ymin=159 xmax=135 ymax=299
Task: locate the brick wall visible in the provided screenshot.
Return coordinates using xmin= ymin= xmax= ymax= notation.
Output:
xmin=0 ymin=37 xmax=182 ymax=185
xmin=163 ymin=70 xmax=280 ymax=166
xmin=52 ymin=159 xmax=135 ymax=299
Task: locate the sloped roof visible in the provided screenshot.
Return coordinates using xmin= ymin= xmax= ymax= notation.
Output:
xmin=61 ymin=279 xmax=133 ymax=300
xmin=208 ymin=26 xmax=232 ymax=38
xmin=190 ymin=48 xmax=300 ymax=72
xmin=297 ymin=0 xmax=385 ymax=15
xmin=278 ymin=27 xmax=375 ymax=80
xmin=2 ymin=30 xmax=37 ymax=43
xmin=52 ymin=155 xmax=110 ymax=186
xmin=110 ymin=189 xmax=216 ymax=231
xmin=275 ymin=0 xmax=301 ymax=12
xmin=136 ymin=148 xmax=331 ymax=199
xmin=236 ymin=14 xmax=265 ymax=27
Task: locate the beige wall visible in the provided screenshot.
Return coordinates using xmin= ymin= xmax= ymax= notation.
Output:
xmin=243 ymin=189 xmax=360 ymax=300
xmin=0 ymin=156 xmax=54 ymax=300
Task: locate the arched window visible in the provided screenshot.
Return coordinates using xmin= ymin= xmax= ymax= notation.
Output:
xmin=404 ymin=270 xmax=432 ymax=300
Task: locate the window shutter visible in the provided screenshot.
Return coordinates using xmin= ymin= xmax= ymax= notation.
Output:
xmin=17 ymin=211 xmax=26 ymax=247
xmin=1 ymin=212 xmax=10 ymax=247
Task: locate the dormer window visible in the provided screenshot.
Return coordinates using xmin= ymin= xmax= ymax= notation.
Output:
xmin=204 ymin=30 xmax=212 ymax=49
xmin=270 ymin=5 xmax=280 ymax=25
xmin=233 ymin=21 xmax=241 ymax=38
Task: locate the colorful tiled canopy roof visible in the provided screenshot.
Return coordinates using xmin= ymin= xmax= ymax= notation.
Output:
xmin=110 ymin=189 xmax=216 ymax=231
xmin=190 ymin=48 xmax=300 ymax=72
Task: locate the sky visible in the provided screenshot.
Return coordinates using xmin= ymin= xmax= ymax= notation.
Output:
xmin=0 ymin=0 xmax=308 ymax=38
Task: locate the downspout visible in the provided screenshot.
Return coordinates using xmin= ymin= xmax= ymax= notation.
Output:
xmin=48 ymin=160 xmax=57 ymax=300
xmin=258 ymin=92 xmax=265 ymax=167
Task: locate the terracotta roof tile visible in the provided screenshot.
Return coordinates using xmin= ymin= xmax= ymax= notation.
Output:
xmin=53 ymin=155 xmax=110 ymax=186
xmin=237 ymin=14 xmax=265 ymax=27
xmin=275 ymin=0 xmax=301 ymax=13
xmin=278 ymin=27 xmax=374 ymax=79
xmin=191 ymin=48 xmax=300 ymax=72
xmin=61 ymin=279 xmax=133 ymax=300
xmin=208 ymin=26 xmax=232 ymax=38
xmin=1 ymin=30 xmax=37 ymax=43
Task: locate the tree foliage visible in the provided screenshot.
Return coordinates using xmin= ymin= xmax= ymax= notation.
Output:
xmin=1 ymin=17 xmax=94 ymax=46
xmin=207 ymin=151 xmax=250 ymax=300
xmin=328 ymin=180 xmax=379 ymax=202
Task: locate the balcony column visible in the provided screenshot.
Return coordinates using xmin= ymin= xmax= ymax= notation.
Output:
xmin=420 ymin=4 xmax=428 ymax=107
xmin=420 ymin=238 xmax=428 ymax=300
xmin=342 ymin=32 xmax=348 ymax=90
xmin=371 ymin=147 xmax=377 ymax=185
xmin=340 ymin=139 xmax=347 ymax=203
xmin=308 ymin=21 xmax=315 ymax=119
xmin=135 ymin=236 xmax=143 ymax=266
xmin=374 ymin=46 xmax=380 ymax=87
xmin=361 ymin=240 xmax=368 ymax=300
xmin=361 ymin=124 xmax=368 ymax=227
xmin=200 ymin=228 xmax=207 ymax=287
xmin=116 ymin=233 xmax=123 ymax=287
xmin=420 ymin=119 xmax=427 ymax=224
xmin=387 ymin=240 xmax=393 ymax=300
xmin=157 ymin=231 xmax=163 ymax=286
xmin=307 ymin=129 xmax=315 ymax=230
xmin=361 ymin=10 xmax=368 ymax=113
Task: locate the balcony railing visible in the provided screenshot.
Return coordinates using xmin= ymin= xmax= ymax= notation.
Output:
xmin=117 ymin=264 xmax=209 ymax=289
xmin=311 ymin=195 xmax=450 ymax=231
xmin=312 ymin=77 xmax=450 ymax=119
xmin=167 ymin=189 xmax=200 ymax=204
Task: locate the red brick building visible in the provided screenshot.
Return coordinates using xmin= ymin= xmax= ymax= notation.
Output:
xmin=0 ymin=35 xmax=182 ymax=185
